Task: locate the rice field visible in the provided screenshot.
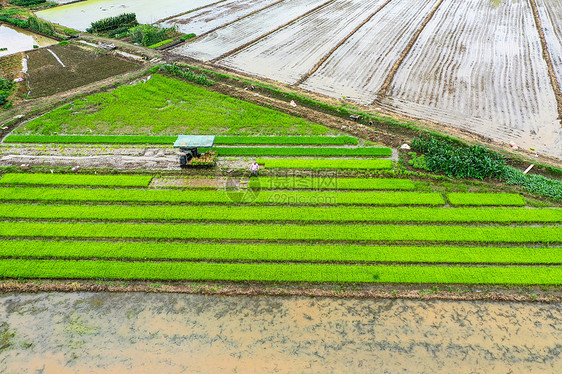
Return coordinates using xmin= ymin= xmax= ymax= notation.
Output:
xmin=0 ymin=171 xmax=559 ymax=285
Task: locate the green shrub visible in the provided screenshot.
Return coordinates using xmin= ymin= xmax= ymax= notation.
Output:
xmin=86 ymin=13 xmax=138 ymax=33
xmin=411 ymin=134 xmax=505 ymax=179
xmin=129 ymin=24 xmax=175 ymax=46
xmin=58 ymin=40 xmax=69 ymax=46
xmin=0 ymin=78 xmax=14 ymax=108
xmin=408 ymin=152 xmax=428 ymax=170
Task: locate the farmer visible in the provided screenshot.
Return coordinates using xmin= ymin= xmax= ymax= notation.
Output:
xmin=250 ymin=161 xmax=260 ymax=177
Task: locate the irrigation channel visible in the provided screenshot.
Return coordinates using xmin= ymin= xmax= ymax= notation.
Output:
xmin=0 ymin=292 xmax=560 ymax=372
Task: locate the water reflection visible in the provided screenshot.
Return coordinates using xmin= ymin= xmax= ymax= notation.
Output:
xmin=0 ymin=24 xmax=57 ymax=57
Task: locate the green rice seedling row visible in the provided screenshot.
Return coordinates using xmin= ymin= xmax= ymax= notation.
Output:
xmin=0 ymin=173 xmax=153 ymax=187
xmin=1 ymin=240 xmax=560 ymax=264
xmin=0 ymin=259 xmax=559 ymax=284
xmin=252 ymin=177 xmax=415 ymax=190
xmin=0 ymin=187 xmax=445 ymax=206
xmin=0 ymin=222 xmax=559 ymax=243
xmin=1 ymin=204 xmax=560 ymax=223
xmin=447 ymin=193 xmax=527 ymax=206
xmin=215 ymin=147 xmax=391 ymax=157
xmin=258 ymin=159 xmax=393 ymax=169
xmin=3 ymin=135 xmax=358 ymax=145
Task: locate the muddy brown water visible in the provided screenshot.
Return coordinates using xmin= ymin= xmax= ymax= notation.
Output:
xmin=0 ymin=292 xmax=560 ymax=373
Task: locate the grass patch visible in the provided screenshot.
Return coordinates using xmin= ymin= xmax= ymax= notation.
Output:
xmin=16 ymin=74 xmax=330 ymax=136
xmin=448 ymin=193 xmax=526 ymax=206
xmin=3 ymin=135 xmax=357 ymax=145
xmin=1 ymin=240 xmax=560 ymax=264
xmin=0 ymin=174 xmax=153 ymax=187
xmin=253 ymin=177 xmax=414 ymax=190
xmin=216 ymin=147 xmax=391 ymax=157
xmin=0 ymin=222 xmax=559 ymax=243
xmin=258 ymin=159 xmax=393 ymax=170
xmin=1 ymin=205 xmax=560 ymax=223
xmin=0 ymin=187 xmax=445 ymax=206
xmin=0 ymin=259 xmax=559 ymax=284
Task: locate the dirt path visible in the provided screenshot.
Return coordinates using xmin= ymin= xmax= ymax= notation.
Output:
xmin=0 ymin=292 xmax=560 ymax=373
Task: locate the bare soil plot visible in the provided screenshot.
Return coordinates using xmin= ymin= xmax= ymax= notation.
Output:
xmin=160 ymin=0 xmax=281 ymax=36
xmin=299 ymin=0 xmax=438 ymax=103
xmin=172 ymin=0 xmax=330 ymax=62
xmin=25 ymin=44 xmax=139 ymax=98
xmin=381 ymin=0 xmax=561 ymax=158
xmin=218 ymin=0 xmax=391 ymax=84
xmin=535 ymin=0 xmax=562 ymax=89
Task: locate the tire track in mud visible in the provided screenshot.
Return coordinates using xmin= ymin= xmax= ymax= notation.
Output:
xmin=210 ymin=0 xmax=337 ymax=63
xmin=180 ymin=0 xmax=289 ymax=41
xmin=155 ymin=0 xmax=228 ymax=24
xmin=528 ymin=0 xmax=562 ymax=122
xmin=374 ymin=0 xmax=444 ymax=103
xmin=295 ymin=0 xmax=394 ymax=86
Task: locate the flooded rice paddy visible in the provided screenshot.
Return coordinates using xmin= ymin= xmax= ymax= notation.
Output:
xmin=33 ymin=0 xmax=562 ymax=159
xmin=0 ymin=292 xmax=560 ymax=373
xmin=0 ymin=25 xmax=57 ymax=57
xmin=36 ymin=0 xmax=219 ymax=31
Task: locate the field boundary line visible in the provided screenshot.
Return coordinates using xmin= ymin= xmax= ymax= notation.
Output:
xmin=528 ymin=0 xmax=562 ymax=123
xmin=210 ymin=0 xmax=337 ymax=63
xmin=373 ymin=0 xmax=444 ymax=103
xmin=155 ymin=0 xmax=228 ymax=24
xmin=295 ymin=0 xmax=393 ymax=86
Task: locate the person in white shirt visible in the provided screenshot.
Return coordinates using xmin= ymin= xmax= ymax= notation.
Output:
xmin=250 ymin=161 xmax=260 ymax=177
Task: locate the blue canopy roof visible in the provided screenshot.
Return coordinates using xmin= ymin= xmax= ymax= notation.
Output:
xmin=173 ymin=135 xmax=215 ymax=148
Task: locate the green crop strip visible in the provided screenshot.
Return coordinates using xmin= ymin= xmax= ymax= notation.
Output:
xmin=3 ymin=135 xmax=357 ymax=145
xmin=0 ymin=173 xmax=153 ymax=187
xmin=258 ymin=159 xmax=393 ymax=169
xmin=0 ymin=259 xmax=560 ymax=284
xmin=215 ymin=147 xmax=391 ymax=157
xmin=1 ymin=205 xmax=560 ymax=223
xmin=1 ymin=240 xmax=560 ymax=264
xmin=252 ymin=177 xmax=415 ymax=190
xmin=448 ymin=193 xmax=527 ymax=206
xmin=0 ymin=222 xmax=559 ymax=243
xmin=0 ymin=187 xmax=444 ymax=206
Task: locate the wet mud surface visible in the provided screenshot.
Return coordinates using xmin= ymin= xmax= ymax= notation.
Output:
xmin=0 ymin=292 xmax=560 ymax=373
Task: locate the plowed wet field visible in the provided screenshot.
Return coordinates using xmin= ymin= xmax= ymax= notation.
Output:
xmin=0 ymin=293 xmax=560 ymax=373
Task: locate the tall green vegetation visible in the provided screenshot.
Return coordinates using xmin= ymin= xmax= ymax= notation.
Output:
xmin=129 ymin=24 xmax=175 ymax=47
xmin=27 ymin=15 xmax=55 ymax=37
xmin=86 ymin=13 xmax=138 ymax=34
xmin=410 ymin=134 xmax=562 ymax=202
xmin=9 ymin=0 xmax=46 ymax=6
xmin=411 ymin=134 xmax=505 ymax=179
xmin=0 ymin=78 xmax=14 ymax=108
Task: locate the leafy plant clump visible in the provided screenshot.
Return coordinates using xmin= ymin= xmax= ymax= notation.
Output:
xmin=0 ymin=78 xmax=14 ymax=108
xmin=9 ymin=0 xmax=45 ymax=6
xmin=408 ymin=152 xmax=427 ymax=170
xmin=27 ymin=15 xmax=56 ymax=37
xmin=86 ymin=13 xmax=138 ymax=34
xmin=0 ymin=15 xmax=29 ymax=29
xmin=411 ymin=135 xmax=505 ymax=179
xmin=129 ymin=24 xmax=175 ymax=46
xmin=502 ymin=166 xmax=562 ymax=202
xmin=181 ymin=33 xmax=196 ymax=41
xmin=159 ymin=63 xmax=214 ymax=86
